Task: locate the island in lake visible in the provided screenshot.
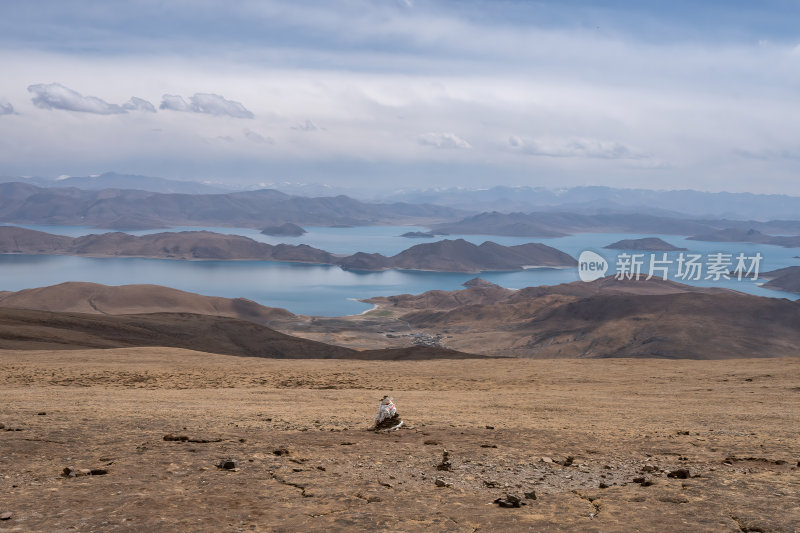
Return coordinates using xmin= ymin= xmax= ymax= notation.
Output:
xmin=261 ymin=222 xmax=307 ymax=237
xmin=604 ymin=237 xmax=688 ymax=251
xmin=0 ymin=226 xmax=576 ymax=273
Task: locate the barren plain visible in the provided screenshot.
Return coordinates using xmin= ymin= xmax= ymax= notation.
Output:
xmin=1 ymin=348 xmax=798 ymax=532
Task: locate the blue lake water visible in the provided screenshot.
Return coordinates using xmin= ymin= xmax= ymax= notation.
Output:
xmin=1 ymin=224 xmax=797 ymax=316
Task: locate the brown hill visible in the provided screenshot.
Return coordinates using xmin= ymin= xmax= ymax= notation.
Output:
xmin=0 ymin=227 xmax=576 ymax=272
xmin=376 ymin=277 xmax=800 ymax=359
xmin=0 ymin=282 xmax=295 ymax=323
xmin=760 ymin=266 xmax=800 ymax=293
xmin=339 ymin=239 xmax=576 ymax=273
xmin=0 ymin=308 xmax=479 ymax=360
xmin=0 ymin=226 xmax=335 ymax=263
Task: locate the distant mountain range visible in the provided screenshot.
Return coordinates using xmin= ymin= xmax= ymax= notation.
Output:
xmin=0 ymin=182 xmax=463 ymax=229
xmin=0 ymin=227 xmax=576 ymax=273
xmin=385 ymin=185 xmax=800 ymax=220
xmin=432 ymin=211 xmax=800 ymax=238
xmin=0 ymin=172 xmax=230 ymax=194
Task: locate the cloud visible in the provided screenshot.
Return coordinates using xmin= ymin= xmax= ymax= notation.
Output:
xmin=292 ymin=119 xmax=320 ymax=131
xmin=159 ymin=94 xmax=192 ymax=112
xmin=418 ymin=132 xmax=471 ymax=149
xmin=27 ymin=83 xmax=155 ymax=115
xmin=509 ymin=136 xmax=642 ymax=159
xmin=243 ymin=128 xmax=274 ymax=144
xmin=28 ymin=83 xmax=126 ymax=114
xmin=122 ymin=96 xmax=156 ymax=113
xmin=160 ymin=93 xmax=254 ymax=118
xmin=0 ymin=101 xmax=14 ymax=115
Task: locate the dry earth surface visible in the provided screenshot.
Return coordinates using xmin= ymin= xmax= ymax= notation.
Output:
xmin=1 ymin=348 xmax=798 ymax=532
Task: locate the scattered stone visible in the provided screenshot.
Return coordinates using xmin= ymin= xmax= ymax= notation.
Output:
xmin=483 ymin=480 xmax=500 ymax=488
xmin=599 ymin=483 xmax=609 ymax=489
xmin=163 ymin=434 xmax=189 ymax=442
xmin=216 ymin=459 xmax=238 ymax=470
xmin=524 ymin=490 xmax=537 ymax=500
xmin=0 ymin=512 xmax=12 ymax=520
xmin=667 ymin=468 xmax=690 ymax=479
xmin=273 ymin=448 xmax=290 ymax=456
xmin=434 ymin=478 xmax=451 ymax=488
xmin=633 ymin=477 xmax=654 ymax=486
xmin=493 ymin=494 xmax=525 ymax=508
xmin=436 ymin=450 xmax=452 ymax=471
xmin=676 ymin=430 xmax=690 ymax=435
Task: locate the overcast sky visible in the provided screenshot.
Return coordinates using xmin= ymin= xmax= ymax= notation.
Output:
xmin=1 ymin=0 xmax=799 ymax=193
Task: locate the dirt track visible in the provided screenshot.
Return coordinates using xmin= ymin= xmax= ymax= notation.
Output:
xmin=1 ymin=349 xmax=798 ymax=532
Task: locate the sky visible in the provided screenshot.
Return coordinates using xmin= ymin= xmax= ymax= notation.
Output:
xmin=1 ymin=0 xmax=799 ymax=193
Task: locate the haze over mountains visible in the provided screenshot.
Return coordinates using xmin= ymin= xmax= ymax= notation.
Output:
xmin=432 ymin=211 xmax=800 ymax=238
xmin=6 ymin=172 xmax=800 ymax=221
xmin=0 ymin=182 xmax=461 ymax=230
xmin=386 ymin=185 xmax=800 ymax=220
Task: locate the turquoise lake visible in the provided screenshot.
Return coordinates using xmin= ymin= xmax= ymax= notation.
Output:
xmin=1 ymin=224 xmax=797 ymax=316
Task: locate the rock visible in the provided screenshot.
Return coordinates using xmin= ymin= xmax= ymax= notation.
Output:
xmin=163 ymin=434 xmax=189 ymax=442
xmin=560 ymin=456 xmax=575 ymax=467
xmin=0 ymin=423 xmax=4 ymax=430
xmin=667 ymin=468 xmax=690 ymax=479
xmin=216 ymin=459 xmax=238 ymax=470
xmin=423 ymin=440 xmax=440 ymax=445
xmin=485 ymin=425 xmax=495 ymax=430
xmin=0 ymin=512 xmax=12 ymax=520
xmin=480 ymin=444 xmax=498 ymax=448
xmin=62 ymin=466 xmax=91 ymax=478
xmin=434 ymin=478 xmax=451 ymax=488
xmin=90 ymin=468 xmax=108 ymax=476
xmin=524 ymin=490 xmax=537 ymax=500
xmin=599 ymin=483 xmax=609 ymax=489
xmin=540 ymin=457 xmax=553 ymax=464
xmin=633 ymin=477 xmax=654 ymax=486
xmin=366 ymin=496 xmax=382 ymax=503
xmin=37 ymin=412 xmax=46 ymax=416
xmin=436 ymin=450 xmax=452 ymax=471
xmin=493 ymin=494 xmax=525 ymax=508
xmin=273 ymin=448 xmax=290 ymax=456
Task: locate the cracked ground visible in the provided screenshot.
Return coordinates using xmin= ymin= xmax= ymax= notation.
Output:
xmin=1 ymin=348 xmax=798 ymax=532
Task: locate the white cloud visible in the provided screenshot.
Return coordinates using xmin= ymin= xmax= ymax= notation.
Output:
xmin=159 ymin=94 xmax=192 ymax=112
xmin=122 ymin=96 xmax=156 ymax=113
xmin=418 ymin=132 xmax=471 ymax=149
xmin=0 ymin=101 xmax=14 ymax=115
xmin=28 ymin=83 xmax=126 ymax=114
xmin=159 ymin=93 xmax=253 ymax=118
xmin=27 ymin=83 xmax=155 ymax=115
xmin=509 ymin=136 xmax=644 ymax=160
